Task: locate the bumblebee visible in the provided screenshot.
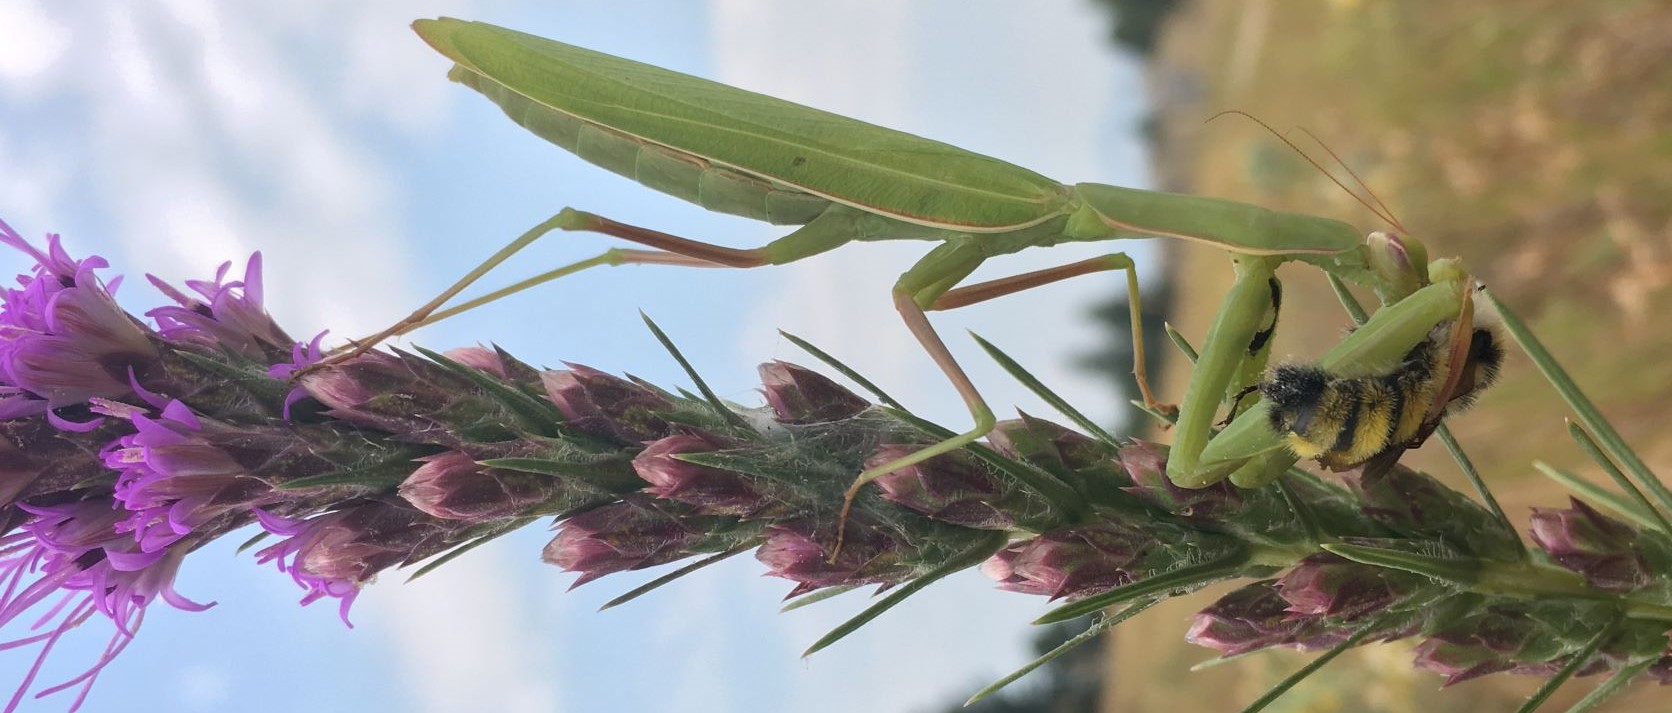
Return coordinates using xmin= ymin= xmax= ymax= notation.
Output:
xmin=1260 ymin=289 xmax=1504 ymax=471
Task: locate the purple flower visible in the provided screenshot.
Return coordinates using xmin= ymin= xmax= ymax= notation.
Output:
xmin=0 ymin=499 xmax=209 ymax=711
xmin=1528 ymin=498 xmax=1650 ymax=593
xmin=634 ymin=434 xmax=777 ymax=517
xmin=104 ymin=400 xmax=273 ymax=552
xmin=758 ymin=361 xmax=869 ymax=424
xmin=542 ymin=365 xmax=674 ymax=443
xmin=871 ymin=445 xmax=1015 ymax=529
xmin=0 ymin=221 xmax=156 ymax=416
xmin=399 ymin=450 xmax=561 ymax=522
xmin=756 ymin=521 xmax=913 ymax=597
xmin=253 ymin=505 xmax=445 ymax=626
xmin=146 ymin=252 xmax=291 ymax=360
xmin=1187 ymin=581 xmax=1346 ymax=657
xmin=981 ymin=524 xmax=1151 ymax=601
xmin=544 ymin=501 xmax=718 ymax=588
xmin=1276 ymin=553 xmax=1414 ymax=621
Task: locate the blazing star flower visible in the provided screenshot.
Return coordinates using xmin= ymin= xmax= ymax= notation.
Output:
xmin=146 ymin=252 xmax=291 ymax=360
xmin=0 ymin=499 xmax=209 ymax=712
xmin=756 ymin=521 xmax=914 ymax=597
xmin=0 ymin=221 xmax=156 ymax=417
xmin=252 ymin=509 xmax=372 ymax=626
xmin=104 ymin=400 xmax=274 ymax=552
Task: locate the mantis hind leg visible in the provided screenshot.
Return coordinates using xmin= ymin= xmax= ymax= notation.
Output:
xmin=304 ymin=206 xmax=861 ymax=372
xmin=832 ymin=241 xmax=993 ymax=559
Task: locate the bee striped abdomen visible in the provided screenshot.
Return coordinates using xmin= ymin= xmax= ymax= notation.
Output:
xmin=1261 ymin=337 xmax=1445 ymax=471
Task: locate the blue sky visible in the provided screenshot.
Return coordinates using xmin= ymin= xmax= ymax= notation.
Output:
xmin=0 ymin=3 xmax=1152 ymax=712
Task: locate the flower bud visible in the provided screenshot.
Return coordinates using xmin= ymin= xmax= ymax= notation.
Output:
xmin=982 ymin=524 xmax=1152 ymax=601
xmin=870 ymin=445 xmax=1013 ymax=529
xmin=1528 ymin=498 xmax=1650 ymax=592
xmin=399 ymin=450 xmax=567 ymax=522
xmin=1277 ymin=553 xmax=1416 ymax=621
xmin=1119 ymin=440 xmax=1242 ymax=519
xmin=542 ymin=365 xmax=674 ymax=443
xmin=635 ymin=434 xmax=777 ymax=517
xmin=1188 ymin=582 xmax=1319 ymax=657
xmin=987 ymin=415 xmax=1118 ymax=475
xmin=756 ymin=521 xmax=912 ymax=596
xmin=1345 ymin=465 xmax=1522 ymax=560
xmin=544 ymin=501 xmax=726 ymax=588
xmin=758 ymin=361 xmax=868 ymax=424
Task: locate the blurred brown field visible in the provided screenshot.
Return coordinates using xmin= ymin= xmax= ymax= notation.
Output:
xmin=1106 ymin=1 xmax=1672 ymax=711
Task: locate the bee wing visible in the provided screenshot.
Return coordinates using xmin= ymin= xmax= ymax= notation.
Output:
xmin=1424 ymin=281 xmax=1478 ymax=424
xmin=1356 ymin=447 xmax=1407 ymax=482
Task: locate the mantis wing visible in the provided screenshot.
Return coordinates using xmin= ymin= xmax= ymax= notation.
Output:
xmin=414 ymin=17 xmax=1070 ymax=231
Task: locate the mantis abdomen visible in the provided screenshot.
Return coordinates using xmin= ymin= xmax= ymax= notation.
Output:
xmin=452 ymin=67 xmax=833 ymax=226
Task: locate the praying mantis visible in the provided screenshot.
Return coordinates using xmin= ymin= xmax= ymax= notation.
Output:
xmin=321 ymin=17 xmax=1479 ymax=544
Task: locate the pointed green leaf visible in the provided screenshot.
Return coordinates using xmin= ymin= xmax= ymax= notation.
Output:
xmin=1238 ymin=621 xmax=1380 ymax=713
xmin=236 ymin=531 xmax=271 ymax=555
xmin=970 ymin=333 xmax=1117 ymax=446
xmin=1564 ymin=422 xmax=1672 ymax=537
xmin=641 ymin=312 xmax=751 ymax=431
xmin=1322 ymin=543 xmax=1481 ymax=585
xmin=965 ymin=598 xmax=1158 ymax=707
xmin=477 ymin=456 xmax=637 ymax=492
xmin=413 ymin=345 xmax=564 ymax=435
xmin=405 ymin=517 xmax=537 ymax=582
xmin=1035 ymin=550 xmax=1249 ymax=625
xmin=780 ymin=585 xmax=861 ymax=613
xmin=1534 ymin=461 xmax=1663 ymax=531
xmin=1513 ymin=613 xmax=1622 ymax=713
xmin=1484 ymin=289 xmax=1672 ymax=514
xmin=1562 ymin=657 xmax=1655 ymax=713
xmin=802 ymin=531 xmax=1006 ymax=657
xmin=779 ymin=330 xmax=906 ymax=411
xmin=601 ymin=544 xmax=753 ymax=611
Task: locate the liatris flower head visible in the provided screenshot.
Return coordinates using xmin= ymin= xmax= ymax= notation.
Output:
xmin=1187 ymin=581 xmax=1351 ymax=656
xmin=399 ymin=450 xmax=586 ymax=522
xmin=542 ymin=365 xmax=676 ymax=444
xmin=1529 ymin=497 xmax=1653 ymax=593
xmin=758 ymin=360 xmax=869 ymax=424
xmin=1344 ymin=464 xmax=1523 ymax=560
xmin=1276 ymin=552 xmax=1426 ymax=621
xmin=634 ymin=433 xmax=785 ymax=518
xmin=146 ymin=253 xmax=291 ymax=362
xmin=0 ymin=221 xmax=156 ymax=417
xmin=254 ymin=501 xmax=462 ymax=625
xmin=545 ymin=499 xmax=754 ymax=588
xmin=870 ymin=445 xmax=1025 ymax=530
xmin=756 ymin=519 xmax=916 ymax=597
xmin=104 ymin=399 xmax=273 ymax=552
xmin=984 ymin=523 xmax=1156 ymax=600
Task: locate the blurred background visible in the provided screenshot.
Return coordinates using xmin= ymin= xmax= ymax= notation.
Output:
xmin=0 ymin=1 xmax=1668 ymax=712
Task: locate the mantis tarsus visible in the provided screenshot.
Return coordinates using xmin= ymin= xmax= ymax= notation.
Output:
xmin=314 ymin=18 xmax=1474 ymax=552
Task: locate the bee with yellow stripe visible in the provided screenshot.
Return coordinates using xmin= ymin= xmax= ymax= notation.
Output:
xmin=1261 ymin=287 xmax=1504 ymax=471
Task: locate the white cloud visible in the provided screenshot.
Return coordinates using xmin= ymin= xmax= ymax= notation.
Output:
xmin=369 ymin=548 xmax=561 ymax=713
xmin=0 ymin=0 xmax=69 ymax=96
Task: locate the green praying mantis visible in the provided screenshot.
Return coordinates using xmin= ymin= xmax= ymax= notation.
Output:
xmin=311 ymin=17 xmax=1482 ymax=549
